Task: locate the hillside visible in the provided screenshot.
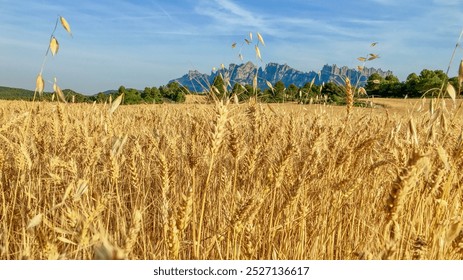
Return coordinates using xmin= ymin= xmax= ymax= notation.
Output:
xmin=0 ymin=86 xmax=92 ymax=102
xmin=0 ymin=86 xmax=35 ymax=100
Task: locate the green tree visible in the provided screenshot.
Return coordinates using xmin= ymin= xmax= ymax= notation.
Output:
xmin=365 ymin=73 xmax=385 ymax=96
xmin=174 ymin=90 xmax=186 ymax=103
xmin=301 ymin=81 xmax=318 ymax=95
xmin=286 ymin=84 xmax=299 ymax=101
xmin=403 ymin=73 xmax=420 ymax=97
xmin=142 ymin=87 xmax=152 ymax=101
xmin=378 ymin=82 xmax=404 ymax=97
xmin=95 ymin=92 xmax=107 ymax=103
xmin=416 ymin=69 xmax=447 ymax=96
xmin=321 ymin=82 xmax=344 ymax=104
xmin=161 ymin=82 xmax=187 ymax=103
xmin=260 ymin=88 xmax=274 ymax=102
xmin=152 ymin=87 xmax=163 ymax=103
xmin=448 ymin=77 xmax=461 ymax=95
xmin=142 ymin=86 xmax=163 ymax=103
xmin=377 ymin=74 xmax=402 ymax=97
xmin=272 ymin=81 xmax=286 ymax=102
xmin=124 ymin=88 xmax=142 ymax=104
xmin=384 ymin=74 xmax=400 ymax=84
xmin=232 ymin=83 xmax=249 ymax=101
xmin=300 ymin=81 xmax=320 ymax=103
xmin=211 ymin=74 xmax=227 ymax=99
xmin=244 ymin=84 xmax=257 ymax=101
xmin=118 ymin=85 xmax=126 ymax=95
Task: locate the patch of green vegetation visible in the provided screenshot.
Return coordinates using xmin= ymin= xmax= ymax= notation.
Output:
xmin=0 ymin=86 xmax=35 ymax=100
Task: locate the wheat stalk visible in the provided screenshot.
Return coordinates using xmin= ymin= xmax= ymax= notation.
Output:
xmin=125 ymin=210 xmax=142 ymax=256
xmin=345 ymin=77 xmax=353 ymax=116
xmin=196 ymin=100 xmax=229 ymax=256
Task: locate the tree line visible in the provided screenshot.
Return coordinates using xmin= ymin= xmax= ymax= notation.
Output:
xmin=90 ymin=82 xmax=188 ymax=104
xmin=20 ymin=68 xmax=461 ymax=104
xmin=365 ymin=69 xmax=460 ymax=98
xmin=21 ymin=82 xmax=189 ymax=104
xmin=209 ymin=68 xmax=462 ymax=104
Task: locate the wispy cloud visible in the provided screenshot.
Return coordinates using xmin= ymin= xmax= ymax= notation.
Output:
xmin=195 ymin=0 xmax=273 ymax=34
xmin=194 ymin=0 xmax=373 ymax=40
xmin=368 ymin=0 xmax=400 ymax=5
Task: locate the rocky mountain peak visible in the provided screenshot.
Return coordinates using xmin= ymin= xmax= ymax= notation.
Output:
xmin=170 ymin=62 xmax=393 ymax=92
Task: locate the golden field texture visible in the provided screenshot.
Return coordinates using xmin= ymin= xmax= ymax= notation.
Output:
xmin=1 ymin=98 xmax=463 ymax=260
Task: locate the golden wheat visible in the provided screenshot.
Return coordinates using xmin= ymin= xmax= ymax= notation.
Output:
xmin=1 ymin=99 xmax=463 ymax=260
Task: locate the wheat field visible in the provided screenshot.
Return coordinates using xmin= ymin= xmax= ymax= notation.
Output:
xmin=1 ymin=97 xmax=463 ymax=260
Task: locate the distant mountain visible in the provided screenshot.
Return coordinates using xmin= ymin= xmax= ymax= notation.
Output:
xmin=0 ymin=85 xmax=92 ymax=102
xmin=102 ymin=89 xmax=118 ymax=95
xmin=0 ymin=86 xmax=35 ymax=100
xmin=170 ymin=62 xmax=394 ymax=92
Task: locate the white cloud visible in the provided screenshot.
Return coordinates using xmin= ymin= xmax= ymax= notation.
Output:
xmin=368 ymin=0 xmax=399 ymax=5
xmin=195 ymin=0 xmax=273 ymax=35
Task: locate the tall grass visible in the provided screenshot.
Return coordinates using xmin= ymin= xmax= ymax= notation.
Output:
xmin=34 ymin=16 xmax=72 ymax=102
xmin=0 ymin=98 xmax=462 ymax=260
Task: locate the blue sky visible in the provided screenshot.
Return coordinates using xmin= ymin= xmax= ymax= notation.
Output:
xmin=1 ymin=0 xmax=463 ymax=94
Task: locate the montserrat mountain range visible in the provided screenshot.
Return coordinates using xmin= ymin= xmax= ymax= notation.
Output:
xmin=170 ymin=62 xmax=393 ymax=92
